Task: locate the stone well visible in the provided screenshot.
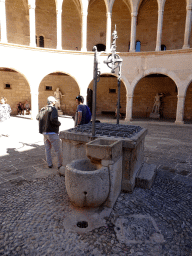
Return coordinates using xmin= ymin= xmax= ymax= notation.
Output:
xmin=60 ymin=123 xmax=148 ymax=193
xmin=66 ymin=159 xmax=109 ymax=208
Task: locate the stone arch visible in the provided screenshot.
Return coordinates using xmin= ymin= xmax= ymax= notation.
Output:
xmin=87 ymin=72 xmax=127 ymax=117
xmin=62 ymin=0 xmax=81 ymax=50
xmin=36 ymin=0 xmax=57 ymax=49
xmin=6 ymin=0 xmax=29 ymax=45
xmin=111 ymin=0 xmax=131 ymax=52
xmin=87 ymin=0 xmax=107 ymax=51
xmin=38 ymin=71 xmax=80 ymax=115
xmin=132 ymin=72 xmax=178 ymax=120
xmin=131 ymin=68 xmax=181 ymax=93
xmin=137 ymin=0 xmax=158 ymax=52
xmin=162 ymin=0 xmax=186 ymax=50
xmin=0 ymin=67 xmax=31 ymax=115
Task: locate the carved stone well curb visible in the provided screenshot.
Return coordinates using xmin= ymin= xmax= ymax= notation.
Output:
xmin=66 ymin=159 xmax=109 ymax=208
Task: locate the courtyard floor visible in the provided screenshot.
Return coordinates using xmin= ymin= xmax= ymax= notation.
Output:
xmin=0 ymin=116 xmax=192 ymax=256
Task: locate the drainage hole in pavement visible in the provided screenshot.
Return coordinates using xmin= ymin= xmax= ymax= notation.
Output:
xmin=84 ymin=191 xmax=87 ymax=195
xmin=77 ymin=221 xmax=88 ymax=228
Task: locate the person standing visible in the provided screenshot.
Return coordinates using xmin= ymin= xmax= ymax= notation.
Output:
xmin=0 ymin=97 xmax=12 ymax=137
xmin=75 ymin=95 xmax=91 ymax=127
xmin=36 ymin=96 xmax=62 ymax=169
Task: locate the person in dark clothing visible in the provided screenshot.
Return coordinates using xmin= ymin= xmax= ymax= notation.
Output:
xmin=36 ymin=96 xmax=62 ymax=169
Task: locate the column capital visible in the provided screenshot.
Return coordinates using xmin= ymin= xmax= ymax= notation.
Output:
xmin=131 ymin=12 xmax=138 ymax=17
xmin=106 ymin=12 xmax=112 ymax=18
xmin=187 ymin=4 xmax=192 ymax=11
xmin=81 ymin=11 xmax=88 ymax=16
xmin=56 ymin=9 xmax=62 ymax=15
xmin=177 ymin=95 xmax=185 ymax=99
xmin=158 ymin=9 xmax=164 ymax=14
xmin=28 ymin=4 xmax=35 ymax=10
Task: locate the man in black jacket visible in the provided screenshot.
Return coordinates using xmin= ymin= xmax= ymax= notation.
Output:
xmin=36 ymin=96 xmax=62 ymax=169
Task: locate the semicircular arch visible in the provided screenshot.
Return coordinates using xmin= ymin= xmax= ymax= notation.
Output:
xmin=131 ymin=68 xmax=181 ymax=94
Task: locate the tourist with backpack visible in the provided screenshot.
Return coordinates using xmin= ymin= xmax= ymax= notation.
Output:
xmin=75 ymin=95 xmax=91 ymax=127
xmin=36 ymin=96 xmax=62 ymax=169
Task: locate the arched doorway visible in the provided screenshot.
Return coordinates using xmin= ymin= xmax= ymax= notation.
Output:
xmin=38 ymin=72 xmax=80 ymax=116
xmin=0 ymin=68 xmax=31 ymax=115
xmin=184 ymin=82 xmax=192 ymax=122
xmin=132 ymin=74 xmax=178 ymax=120
xmin=88 ymin=74 xmax=127 ymax=118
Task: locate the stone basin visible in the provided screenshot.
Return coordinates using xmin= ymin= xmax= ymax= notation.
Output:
xmin=65 ymin=159 xmax=110 ymax=208
xmin=86 ymin=138 xmax=122 ymax=161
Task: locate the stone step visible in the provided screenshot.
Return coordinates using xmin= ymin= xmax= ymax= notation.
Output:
xmin=135 ymin=163 xmax=157 ymax=189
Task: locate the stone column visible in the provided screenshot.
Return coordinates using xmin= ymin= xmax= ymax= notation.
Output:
xmin=130 ymin=12 xmax=138 ymax=52
xmin=155 ymin=9 xmax=164 ymax=51
xmin=125 ymin=95 xmax=133 ymax=121
xmin=57 ymin=9 xmax=62 ymax=50
xmin=30 ymin=90 xmax=39 ymax=120
xmin=106 ymin=12 xmax=112 ymax=52
xmin=29 ymin=3 xmax=36 ymax=47
xmin=81 ymin=11 xmax=87 ymax=52
xmin=0 ymin=0 xmax=7 ymax=43
xmin=183 ymin=5 xmax=192 ymax=49
xmin=175 ymin=95 xmax=185 ymax=125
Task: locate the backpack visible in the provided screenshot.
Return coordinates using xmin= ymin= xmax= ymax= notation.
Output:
xmin=85 ymin=105 xmax=92 ymax=124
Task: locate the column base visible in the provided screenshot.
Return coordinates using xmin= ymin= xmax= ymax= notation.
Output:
xmin=129 ymin=49 xmax=135 ymax=53
xmin=81 ymin=48 xmax=87 ymax=52
xmin=182 ymin=45 xmax=190 ymax=49
xmin=175 ymin=120 xmax=184 ymax=125
xmin=155 ymin=46 xmax=161 ymax=52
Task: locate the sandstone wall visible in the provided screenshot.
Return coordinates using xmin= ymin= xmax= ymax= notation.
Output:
xmin=6 ymin=0 xmax=30 ymax=46
xmin=132 ymin=76 xmax=178 ymax=119
xmin=89 ymin=76 xmax=127 ymax=115
xmin=0 ymin=70 xmax=31 ymax=115
xmin=184 ymin=83 xmax=192 ymax=120
xmin=38 ymin=74 xmax=80 ymax=116
xmin=36 ymin=0 xmax=57 ymax=49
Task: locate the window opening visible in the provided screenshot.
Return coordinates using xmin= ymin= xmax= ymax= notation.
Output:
xmin=94 ymin=44 xmax=106 ymax=52
xmin=39 ymin=36 xmax=44 ymax=48
xmin=135 ymin=41 xmax=141 ymax=52
xmin=109 ymin=89 xmax=116 ymax=93
xmin=46 ymin=86 xmax=52 ymax=91
xmin=161 ymin=45 xmax=166 ymax=51
xmin=5 ymin=84 xmax=11 ymax=89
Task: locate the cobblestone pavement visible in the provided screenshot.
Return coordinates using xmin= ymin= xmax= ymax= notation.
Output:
xmin=0 ymin=116 xmax=192 ymax=255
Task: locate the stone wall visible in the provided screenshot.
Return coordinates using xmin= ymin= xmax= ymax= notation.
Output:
xmin=36 ymin=0 xmax=57 ymax=49
xmin=62 ymin=0 xmax=81 ymax=51
xmin=162 ymin=0 xmax=186 ymax=50
xmin=0 ymin=70 xmax=31 ymax=115
xmin=137 ymin=0 xmax=158 ymax=52
xmin=6 ymin=0 xmax=30 ymax=46
xmin=111 ymin=0 xmax=131 ymax=52
xmin=89 ymin=75 xmax=127 ymax=115
xmin=87 ymin=0 xmax=106 ymax=51
xmin=184 ymin=83 xmax=192 ymax=120
xmin=38 ymin=73 xmax=80 ymax=115
xmin=132 ymin=76 xmax=178 ymax=119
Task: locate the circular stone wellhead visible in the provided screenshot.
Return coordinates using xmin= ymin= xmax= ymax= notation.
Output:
xmin=65 ymin=159 xmax=110 ymax=207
